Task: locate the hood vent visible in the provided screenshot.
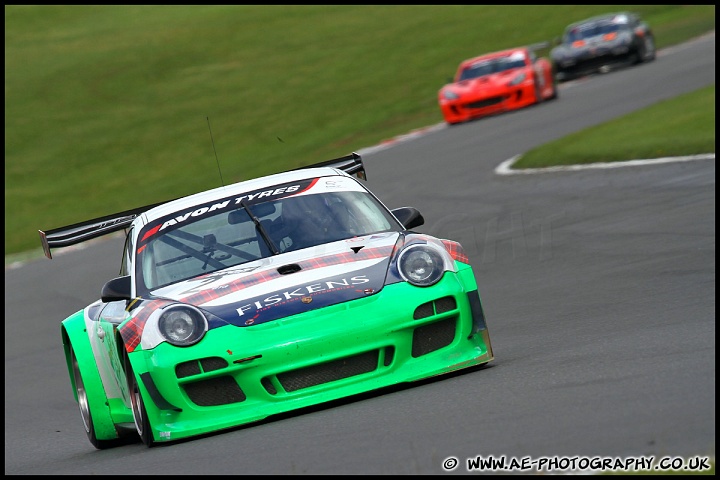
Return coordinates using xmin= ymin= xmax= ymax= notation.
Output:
xmin=277 ymin=263 xmax=302 ymax=275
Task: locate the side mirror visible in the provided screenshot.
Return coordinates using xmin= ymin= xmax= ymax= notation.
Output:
xmin=391 ymin=207 xmax=425 ymax=230
xmin=101 ymin=276 xmax=132 ymax=302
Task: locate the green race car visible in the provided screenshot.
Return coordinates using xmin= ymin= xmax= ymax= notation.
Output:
xmin=39 ymin=153 xmax=494 ymax=448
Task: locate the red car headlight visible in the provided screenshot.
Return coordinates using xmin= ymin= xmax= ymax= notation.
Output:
xmin=508 ymin=72 xmax=527 ymax=86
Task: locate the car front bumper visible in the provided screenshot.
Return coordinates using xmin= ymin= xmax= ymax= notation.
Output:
xmin=129 ymin=266 xmax=493 ymax=443
xmin=440 ymin=83 xmax=536 ymax=123
xmin=555 ymin=44 xmax=634 ymax=80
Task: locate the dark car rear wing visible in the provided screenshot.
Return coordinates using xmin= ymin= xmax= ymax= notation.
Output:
xmin=38 ymin=152 xmax=365 ymax=259
xmin=293 ymin=151 xmax=366 ymax=180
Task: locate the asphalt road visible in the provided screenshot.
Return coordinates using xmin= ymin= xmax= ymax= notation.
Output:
xmin=4 ymin=32 xmax=715 ymax=475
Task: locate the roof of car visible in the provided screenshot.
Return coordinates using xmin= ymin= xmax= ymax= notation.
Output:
xmin=460 ymin=47 xmax=528 ymax=67
xmin=140 ymin=166 xmax=349 ymax=225
xmin=567 ymin=12 xmax=635 ymax=29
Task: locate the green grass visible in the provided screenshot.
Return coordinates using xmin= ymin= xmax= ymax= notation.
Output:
xmin=513 ymin=85 xmax=716 ymax=168
xmin=4 ymin=5 xmax=716 ymax=258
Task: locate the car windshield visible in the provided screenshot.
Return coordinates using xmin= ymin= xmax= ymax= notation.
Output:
xmin=566 ymin=21 xmax=623 ymax=42
xmin=458 ymin=53 xmax=527 ymax=81
xmin=136 ymin=187 xmax=400 ymax=291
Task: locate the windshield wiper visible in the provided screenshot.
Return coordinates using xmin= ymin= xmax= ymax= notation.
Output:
xmin=241 ymin=199 xmax=280 ymax=255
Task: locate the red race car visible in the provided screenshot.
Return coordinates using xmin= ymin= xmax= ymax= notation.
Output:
xmin=438 ymin=45 xmax=558 ymax=125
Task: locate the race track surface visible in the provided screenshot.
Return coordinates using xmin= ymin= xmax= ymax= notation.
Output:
xmin=4 ymin=32 xmax=715 ymax=475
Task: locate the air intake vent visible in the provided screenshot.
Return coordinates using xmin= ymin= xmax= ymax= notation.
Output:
xmin=277 ymin=263 xmax=301 ymax=275
xmin=176 ymin=357 xmax=228 ymax=378
xmin=413 ymin=296 xmax=457 ymax=319
xmin=277 ymin=350 xmax=379 ymax=392
xmin=412 ymin=317 xmax=457 ymax=357
xmin=183 ymin=376 xmax=246 ymax=406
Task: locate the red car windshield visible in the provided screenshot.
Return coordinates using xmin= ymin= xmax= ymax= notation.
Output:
xmin=458 ymin=54 xmax=527 ymax=81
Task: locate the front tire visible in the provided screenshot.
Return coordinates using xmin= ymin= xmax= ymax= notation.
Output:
xmin=553 ymin=63 xmax=569 ymax=83
xmin=634 ymin=34 xmax=656 ymax=64
xmin=125 ymin=354 xmax=155 ymax=447
xmin=548 ymin=75 xmax=559 ymax=100
xmin=533 ymin=77 xmax=543 ymax=104
xmin=642 ymin=35 xmax=656 ymax=62
xmin=70 ymin=345 xmax=116 ymax=449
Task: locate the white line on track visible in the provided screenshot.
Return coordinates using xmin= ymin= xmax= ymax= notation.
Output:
xmin=495 ymin=153 xmax=715 ymax=175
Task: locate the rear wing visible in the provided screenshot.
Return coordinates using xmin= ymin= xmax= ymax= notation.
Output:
xmin=293 ymin=151 xmax=366 ymax=180
xmin=38 ymin=152 xmax=366 ymax=259
xmin=528 ymin=41 xmax=551 ymax=52
xmin=38 ymin=201 xmax=168 ymax=259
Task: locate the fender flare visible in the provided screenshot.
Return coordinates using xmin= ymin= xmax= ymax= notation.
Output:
xmin=61 ymin=311 xmax=119 ymax=442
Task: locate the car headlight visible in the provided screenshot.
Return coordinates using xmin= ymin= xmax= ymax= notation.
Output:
xmin=508 ymin=72 xmax=526 ymax=86
xmin=442 ymin=90 xmax=460 ymax=100
xmin=397 ymin=244 xmax=445 ymax=287
xmin=158 ymin=305 xmax=208 ymax=346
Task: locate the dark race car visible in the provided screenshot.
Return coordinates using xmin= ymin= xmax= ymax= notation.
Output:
xmin=551 ymin=12 xmax=656 ymax=82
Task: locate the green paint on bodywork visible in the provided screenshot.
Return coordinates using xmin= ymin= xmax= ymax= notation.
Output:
xmin=61 ymin=312 xmax=120 ymax=442
xmin=62 ymin=262 xmax=492 ymax=445
xmin=125 ymin=266 xmax=492 ymax=443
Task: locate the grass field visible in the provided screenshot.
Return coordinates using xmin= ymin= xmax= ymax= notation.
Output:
xmin=514 ymin=85 xmax=715 ymax=168
xmin=4 ymin=5 xmax=716 ymax=258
